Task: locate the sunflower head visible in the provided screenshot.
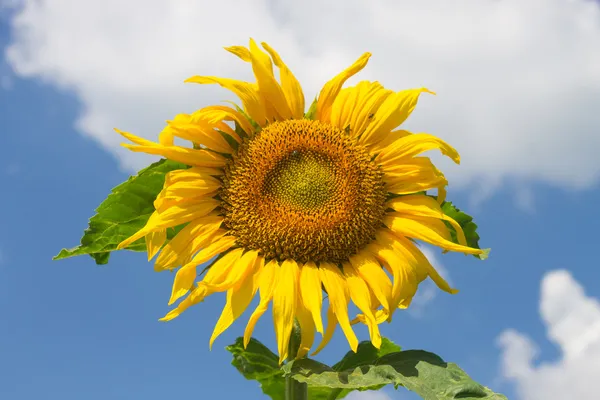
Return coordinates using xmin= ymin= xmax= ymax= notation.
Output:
xmin=221 ymin=119 xmax=387 ymax=264
xmin=116 ymin=38 xmax=487 ymax=364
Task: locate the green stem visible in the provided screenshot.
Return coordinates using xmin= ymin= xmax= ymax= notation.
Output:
xmin=285 ymin=321 xmax=307 ymax=400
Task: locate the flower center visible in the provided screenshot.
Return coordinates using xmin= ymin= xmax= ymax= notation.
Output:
xmin=221 ymin=119 xmax=387 ymax=264
xmin=264 ymin=150 xmax=335 ymax=211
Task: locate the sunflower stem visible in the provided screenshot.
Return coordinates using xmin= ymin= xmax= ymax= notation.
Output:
xmin=285 ymin=320 xmax=307 ymax=400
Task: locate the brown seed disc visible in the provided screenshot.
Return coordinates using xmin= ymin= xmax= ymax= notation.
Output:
xmin=220 ymin=119 xmax=387 ymax=264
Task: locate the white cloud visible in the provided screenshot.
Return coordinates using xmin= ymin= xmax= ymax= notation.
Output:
xmin=497 ymin=270 xmax=600 ymax=400
xmin=4 ymin=0 xmax=600 ymax=197
xmin=346 ymin=390 xmax=393 ymax=400
xmin=409 ymin=246 xmax=452 ymax=316
xmin=513 ymin=186 xmax=535 ymax=213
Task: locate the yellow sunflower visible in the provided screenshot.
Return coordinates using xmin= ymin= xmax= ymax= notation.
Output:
xmin=116 ymin=39 xmax=486 ymax=364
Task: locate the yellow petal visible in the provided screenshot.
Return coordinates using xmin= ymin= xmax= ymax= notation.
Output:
xmin=387 ymin=195 xmax=467 ymax=246
xmin=367 ymin=230 xmax=421 ymax=317
xmin=160 ymin=168 xmax=222 ymax=200
xmin=166 ymin=233 xmax=231 ymax=304
xmin=248 ymin=39 xmax=292 ymax=122
xmin=117 ymin=199 xmax=220 ymax=250
xmin=165 ymin=167 xmax=223 ymax=184
xmin=318 ymin=262 xmax=358 ymax=352
xmin=209 ymin=256 xmax=263 ymax=349
xmin=168 ymin=262 xmax=199 ymax=306
xmin=329 ymin=81 xmax=392 ymax=139
xmin=359 ymin=88 xmax=434 ymax=147
xmin=299 ymin=261 xmax=324 ymax=334
xmin=159 ymin=284 xmax=207 ymax=322
xmin=167 ymin=120 xmax=233 ymax=154
xmin=184 ymin=76 xmax=267 ymax=127
xmin=369 ymin=129 xmax=412 ymax=153
xmin=261 ymin=42 xmax=305 ymax=120
xmin=371 ymin=251 xmax=416 ymax=320
xmin=199 ymin=247 xmax=244 ymax=285
xmin=295 ymin=299 xmax=316 ymax=359
xmin=179 ymin=233 xmax=236 ymax=269
xmin=344 ymin=262 xmax=381 ymax=349
xmin=377 ymin=133 xmax=460 ymax=167
xmin=124 ymin=144 xmax=226 ymax=168
xmin=148 ymin=200 xmax=220 ymax=230
xmin=391 ymin=233 xmax=458 ymax=295
xmin=348 ymin=252 xmax=392 ymax=313
xmin=386 ymin=178 xmax=448 ymax=198
xmin=159 ymin=126 xmax=174 ymax=146
xmin=168 ymin=167 xmax=223 ymax=183
xmin=244 ymin=259 xmax=279 ymax=347
xmin=326 ymin=83 xmax=354 ymax=128
xmin=192 ymin=105 xmax=254 ymax=138
xmin=311 ymin=305 xmax=337 ymax=356
xmin=153 ymin=194 xmax=219 ymax=215
xmin=117 ymin=212 xmax=158 ymax=251
xmin=224 ymin=45 xmax=251 ymax=61
xmin=167 ymin=248 xmax=245 ymax=309
xmin=383 ymin=157 xmax=447 ymax=197
xmin=154 ymin=216 xmax=224 ymax=271
xmin=384 ymin=214 xmax=485 ymax=256
xmin=316 ymin=53 xmax=371 ymax=121
xmin=374 ymin=228 xmax=427 ymax=283
xmin=157 ymin=116 xmax=193 ymax=147
xmin=272 ymin=259 xmax=299 ymax=364
xmin=160 ymin=178 xmax=221 ymax=200
xmin=116 ymin=128 xmax=227 ymax=167
xmin=203 ymin=249 xmax=258 ymax=292
xmin=114 ymin=128 xmax=156 ymax=146
xmin=146 ymin=229 xmax=166 ymax=260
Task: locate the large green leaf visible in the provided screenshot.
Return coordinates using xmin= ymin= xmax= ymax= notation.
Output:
xmin=333 ymin=338 xmax=401 ymax=371
xmin=326 ymin=338 xmax=402 ymax=399
xmin=283 ymin=350 xmax=507 ymax=400
xmin=53 ymin=159 xmax=187 ymax=265
xmin=440 ymin=201 xmax=489 ymax=260
xmin=226 ymin=337 xmax=403 ymax=400
xmin=226 ymin=337 xmax=285 ymax=400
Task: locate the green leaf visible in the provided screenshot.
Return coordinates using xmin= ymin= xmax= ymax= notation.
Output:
xmin=325 ymin=338 xmax=402 ymax=399
xmin=333 ymin=338 xmax=401 ymax=371
xmin=283 ymin=350 xmax=507 ymax=400
xmin=53 ymin=159 xmax=187 ymax=265
xmin=226 ymin=337 xmax=285 ymax=400
xmin=304 ymin=97 xmax=318 ymax=120
xmin=226 ymin=337 xmax=352 ymax=400
xmin=440 ymin=201 xmax=489 ymax=260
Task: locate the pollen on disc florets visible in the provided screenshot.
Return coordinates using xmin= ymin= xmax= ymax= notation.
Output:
xmin=220 ymin=119 xmax=387 ymax=264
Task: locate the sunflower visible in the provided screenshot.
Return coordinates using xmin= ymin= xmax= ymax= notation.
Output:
xmin=116 ymin=39 xmax=486 ymax=364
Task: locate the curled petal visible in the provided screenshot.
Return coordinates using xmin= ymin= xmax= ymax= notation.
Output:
xmin=377 ymin=133 xmax=460 ymax=167
xmin=316 ymin=53 xmax=371 ymax=121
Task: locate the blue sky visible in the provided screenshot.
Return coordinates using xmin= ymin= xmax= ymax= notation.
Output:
xmin=2 ymin=2 xmax=600 ymax=400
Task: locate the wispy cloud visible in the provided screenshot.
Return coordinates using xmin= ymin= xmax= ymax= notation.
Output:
xmin=497 ymin=270 xmax=600 ymax=400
